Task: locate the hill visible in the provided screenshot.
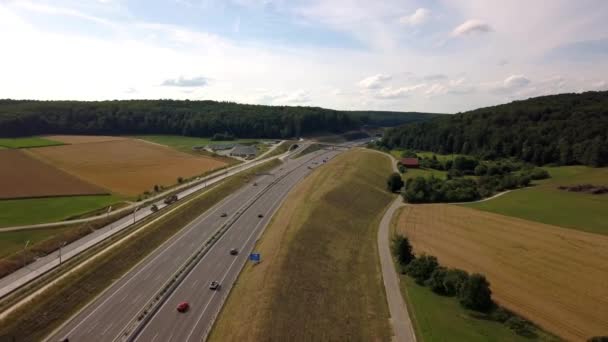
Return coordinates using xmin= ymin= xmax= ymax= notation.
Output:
xmin=381 ymin=91 xmax=608 ymax=166
xmin=348 ymin=110 xmax=445 ymax=127
xmin=0 ymin=100 xmax=438 ymax=138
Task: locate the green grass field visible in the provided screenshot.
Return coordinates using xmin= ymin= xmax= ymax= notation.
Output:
xmin=465 ymin=166 xmax=608 ymax=235
xmin=0 ymin=226 xmax=77 ymax=258
xmin=134 ymin=135 xmax=265 ymax=154
xmin=390 ymin=149 xmax=462 ymax=162
xmin=0 ymin=137 xmax=63 ymax=149
xmin=0 ymin=195 xmax=122 ymax=227
xmin=211 ymin=149 xmax=393 ymax=341
xmin=400 ymin=277 xmax=555 ymax=342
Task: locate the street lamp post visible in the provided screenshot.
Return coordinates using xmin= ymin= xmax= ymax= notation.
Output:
xmin=22 ymin=240 xmax=30 ymax=268
xmin=59 ymin=241 xmax=67 ymax=265
xmin=133 ymin=207 xmax=140 ymax=224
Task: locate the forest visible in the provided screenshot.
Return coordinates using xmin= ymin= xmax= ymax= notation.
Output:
xmin=0 ymin=100 xmax=438 ymax=138
xmin=381 ymin=91 xmax=608 ymax=167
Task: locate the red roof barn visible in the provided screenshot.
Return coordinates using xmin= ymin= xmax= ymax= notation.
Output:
xmin=399 ymin=158 xmax=420 ymax=168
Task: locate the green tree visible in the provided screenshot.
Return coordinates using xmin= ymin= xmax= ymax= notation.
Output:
xmin=387 ymin=172 xmax=404 ymax=193
xmin=391 ymin=235 xmax=414 ymax=266
xmin=405 ymin=254 xmax=438 ymax=285
xmin=459 ymin=273 xmax=493 ymax=311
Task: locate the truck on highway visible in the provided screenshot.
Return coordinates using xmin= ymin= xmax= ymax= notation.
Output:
xmin=164 ymin=195 xmax=178 ymax=205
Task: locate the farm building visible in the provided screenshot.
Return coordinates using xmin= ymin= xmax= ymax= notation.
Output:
xmin=207 ymin=143 xmax=237 ymax=152
xmin=230 ymin=145 xmax=257 ymax=158
xmin=400 ymin=157 xmax=420 ymax=168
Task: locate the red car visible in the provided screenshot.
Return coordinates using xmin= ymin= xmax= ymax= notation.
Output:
xmin=177 ymin=302 xmax=189 ymax=313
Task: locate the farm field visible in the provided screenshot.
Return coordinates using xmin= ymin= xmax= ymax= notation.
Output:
xmin=0 ymin=149 xmax=107 ymax=199
xmin=466 ymin=165 xmax=608 ymax=235
xmin=0 ymin=195 xmax=121 ymax=227
xmin=395 ymin=204 xmax=608 ymax=341
xmin=211 ymin=149 xmax=393 ymax=341
xmin=399 ymin=276 xmax=540 ymax=342
xmin=29 ymin=138 xmax=228 ymax=197
xmin=44 ymin=135 xmax=127 ymax=144
xmin=0 ymin=136 xmax=63 ymax=149
xmin=134 ymin=135 xmax=264 ymax=154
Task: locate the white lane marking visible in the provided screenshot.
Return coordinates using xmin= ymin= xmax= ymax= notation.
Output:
xmin=184 ymin=185 xmax=288 ymax=342
xmin=101 ymin=323 xmax=114 ymax=336
xmin=119 ymin=293 xmax=129 ymax=304
xmin=150 ymin=333 xmax=159 ymax=342
xmin=62 ymin=191 xmax=239 ymax=338
xmin=191 ymin=279 xmax=200 ymax=289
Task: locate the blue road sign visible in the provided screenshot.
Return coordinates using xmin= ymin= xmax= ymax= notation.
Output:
xmin=249 ymin=253 xmax=260 ymax=262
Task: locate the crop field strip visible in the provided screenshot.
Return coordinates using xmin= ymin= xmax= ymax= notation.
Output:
xmin=0 ymin=136 xmax=64 ymax=149
xmin=29 ymin=138 xmax=228 ymax=196
xmin=396 ymin=204 xmax=608 ymax=341
xmin=0 ymin=159 xmax=281 ymax=341
xmin=43 ymin=135 xmax=128 ymax=144
xmin=211 ymin=149 xmax=393 ymax=341
xmin=0 ymin=149 xmax=107 ymax=199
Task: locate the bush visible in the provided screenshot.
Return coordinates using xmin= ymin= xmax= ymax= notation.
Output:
xmin=447 ymin=168 xmax=464 ymax=179
xmin=489 ymin=307 xmax=513 ymax=323
xmin=459 ymin=273 xmax=493 ymax=311
xmin=391 ymin=235 xmax=414 ymax=266
xmin=387 ymin=172 xmax=404 ymax=193
xmin=398 ymin=164 xmax=407 ymax=174
xmin=505 ymin=316 xmax=536 ymax=337
xmin=426 ymin=267 xmax=448 ymax=294
xmin=474 ymin=164 xmax=488 ymax=176
xmin=588 ymin=337 xmax=608 ymax=342
xmin=527 ymin=168 xmax=550 ymax=180
xmin=177 ymin=176 xmax=184 ymax=184
xmin=405 ymin=254 xmax=438 ymax=285
xmin=443 ymin=268 xmax=469 ymax=296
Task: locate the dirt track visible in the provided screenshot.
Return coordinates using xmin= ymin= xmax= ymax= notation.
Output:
xmin=396 ymin=204 xmax=608 ymax=341
xmin=0 ymin=149 xmax=106 ymax=199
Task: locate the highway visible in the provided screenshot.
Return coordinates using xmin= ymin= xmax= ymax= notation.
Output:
xmin=46 ymin=147 xmax=341 ymax=342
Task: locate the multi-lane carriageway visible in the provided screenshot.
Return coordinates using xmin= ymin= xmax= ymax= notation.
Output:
xmin=47 ymin=147 xmax=342 ymax=342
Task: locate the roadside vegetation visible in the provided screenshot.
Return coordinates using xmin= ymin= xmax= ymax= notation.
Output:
xmin=134 ymin=134 xmax=263 ymax=155
xmin=394 ymin=204 xmax=608 ymax=341
xmin=0 ymin=194 xmax=122 ymax=227
xmin=466 ymin=165 xmax=608 ymax=235
xmin=211 ymin=149 xmax=393 ymax=341
xmin=0 ymin=159 xmax=280 ymax=341
xmin=0 ymin=136 xmax=63 ymax=149
xmin=293 ymin=143 xmax=323 ymax=158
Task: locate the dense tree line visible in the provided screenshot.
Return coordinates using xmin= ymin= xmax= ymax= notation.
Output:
xmin=381 ymin=91 xmax=608 ymax=166
xmin=0 ymin=99 xmax=437 ymax=138
xmin=393 ymin=234 xmax=542 ymax=337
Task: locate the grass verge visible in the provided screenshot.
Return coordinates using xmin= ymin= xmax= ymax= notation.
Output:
xmin=210 ymin=149 xmax=393 ymax=341
xmin=0 ymin=137 xmax=64 ymax=149
xmin=0 ymin=159 xmax=281 ymax=342
xmin=465 ymin=165 xmax=608 ymax=235
xmin=293 ymin=143 xmax=322 ymax=158
xmin=0 ymin=195 xmax=123 ymax=227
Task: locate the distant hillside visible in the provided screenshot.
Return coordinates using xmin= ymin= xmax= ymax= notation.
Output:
xmin=348 ymin=111 xmax=444 ymax=127
xmin=381 ymin=91 xmax=608 ymax=167
xmin=0 ymin=100 xmax=438 ymax=138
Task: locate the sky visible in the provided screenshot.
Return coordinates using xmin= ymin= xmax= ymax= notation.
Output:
xmin=1 ymin=0 xmax=608 ymax=113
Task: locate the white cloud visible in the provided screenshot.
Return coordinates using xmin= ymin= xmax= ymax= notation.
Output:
xmin=399 ymin=8 xmax=430 ymax=26
xmin=377 ymin=84 xmax=426 ymax=99
xmin=451 ymin=19 xmax=492 ymax=36
xmin=503 ymin=74 xmax=530 ymax=89
xmin=592 ymin=80 xmax=607 ymax=90
xmin=358 ymin=74 xmax=392 ymax=89
xmin=425 ymin=78 xmax=475 ymax=97
xmin=161 ymin=76 xmax=209 ymax=87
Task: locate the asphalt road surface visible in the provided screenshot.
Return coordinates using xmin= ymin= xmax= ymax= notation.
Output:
xmin=47 ymin=148 xmax=341 ymax=342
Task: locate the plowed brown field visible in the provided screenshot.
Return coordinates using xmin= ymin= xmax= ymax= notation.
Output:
xmin=396 ymin=204 xmax=608 ymax=341
xmin=0 ymin=149 xmax=106 ymax=199
xmin=44 ymin=135 xmax=127 ymax=144
xmin=29 ymin=139 xmax=227 ymax=196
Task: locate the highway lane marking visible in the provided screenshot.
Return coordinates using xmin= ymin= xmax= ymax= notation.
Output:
xmin=133 ymin=153 xmax=325 ymax=342
xmin=150 ymin=333 xmax=159 ymax=342
xmin=101 ymin=323 xmax=114 ymax=336
xmin=119 ymin=293 xmax=129 ymax=303
xmin=58 ymin=189 xmax=242 ymax=339
xmin=183 ymin=181 xmax=291 ymax=342
xmin=191 ymin=279 xmax=200 ymax=289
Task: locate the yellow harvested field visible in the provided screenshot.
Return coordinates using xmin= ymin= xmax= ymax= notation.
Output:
xmin=43 ymin=135 xmax=127 ymax=144
xmin=29 ymin=139 xmax=227 ymax=196
xmin=396 ymin=204 xmax=608 ymax=341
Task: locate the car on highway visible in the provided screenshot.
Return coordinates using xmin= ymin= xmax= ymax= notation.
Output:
xmin=230 ymin=248 xmax=238 ymax=255
xmin=177 ymin=302 xmax=189 ymax=313
xmin=209 ymin=281 xmax=220 ymax=290
xmin=253 ymin=182 xmax=258 ymax=186
xmin=220 ymin=212 xmax=227 ymax=217
xmin=258 ymin=214 xmax=264 ymax=218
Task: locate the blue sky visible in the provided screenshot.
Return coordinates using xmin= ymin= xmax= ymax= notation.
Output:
xmin=1 ymin=0 xmax=608 ymax=113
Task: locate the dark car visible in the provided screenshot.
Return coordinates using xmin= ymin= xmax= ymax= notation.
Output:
xmin=209 ymin=281 xmax=220 ymax=290
xmin=230 ymin=248 xmax=238 ymax=255
xmin=177 ymin=302 xmax=189 ymax=313
xmin=258 ymin=214 xmax=264 ymax=218
xmin=220 ymin=212 xmax=227 ymax=217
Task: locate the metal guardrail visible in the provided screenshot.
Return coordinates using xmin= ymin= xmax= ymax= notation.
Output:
xmin=120 ymin=155 xmax=317 ymax=342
